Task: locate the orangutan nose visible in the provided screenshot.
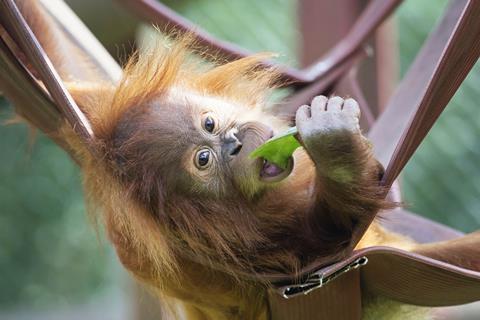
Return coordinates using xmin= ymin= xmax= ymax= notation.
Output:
xmin=223 ymin=128 xmax=242 ymax=157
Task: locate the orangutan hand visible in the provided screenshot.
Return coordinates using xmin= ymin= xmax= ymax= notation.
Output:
xmin=295 ymin=95 xmax=363 ymax=172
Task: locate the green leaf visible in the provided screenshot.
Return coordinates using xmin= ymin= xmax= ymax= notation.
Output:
xmin=249 ymin=126 xmax=301 ymax=169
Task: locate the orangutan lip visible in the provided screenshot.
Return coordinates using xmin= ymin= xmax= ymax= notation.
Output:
xmin=259 ymin=158 xmax=293 ymax=183
xmin=261 ymin=160 xmax=283 ymax=177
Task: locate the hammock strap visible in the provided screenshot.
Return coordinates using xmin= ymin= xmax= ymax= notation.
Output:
xmin=369 ymin=0 xmax=480 ymax=187
xmin=0 ymin=0 xmax=95 ymax=150
xmin=0 ymin=38 xmax=63 ymax=136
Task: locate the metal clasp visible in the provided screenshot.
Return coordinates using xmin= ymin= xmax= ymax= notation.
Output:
xmin=280 ymin=256 xmax=368 ymax=299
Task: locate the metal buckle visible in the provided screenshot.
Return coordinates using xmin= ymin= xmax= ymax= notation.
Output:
xmin=280 ymin=256 xmax=368 ymax=299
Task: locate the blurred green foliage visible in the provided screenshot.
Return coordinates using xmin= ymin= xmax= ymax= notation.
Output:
xmin=162 ymin=0 xmax=300 ymax=66
xmin=0 ymin=0 xmax=478 ymax=312
xmin=0 ymin=98 xmax=119 ymax=310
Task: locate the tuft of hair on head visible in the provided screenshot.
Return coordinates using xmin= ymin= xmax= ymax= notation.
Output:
xmin=193 ymin=51 xmax=282 ymax=107
xmin=87 ymin=31 xmax=281 ymax=142
xmin=89 ymin=32 xmax=193 ymax=141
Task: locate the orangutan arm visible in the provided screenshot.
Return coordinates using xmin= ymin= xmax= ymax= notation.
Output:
xmin=296 ymin=96 xmax=385 ymax=232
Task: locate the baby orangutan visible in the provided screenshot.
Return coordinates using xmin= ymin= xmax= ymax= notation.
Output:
xmin=10 ymin=1 xmax=437 ymax=319
xmin=84 ymin=56 xmax=390 ymax=319
xmin=89 ymin=78 xmax=389 ymax=319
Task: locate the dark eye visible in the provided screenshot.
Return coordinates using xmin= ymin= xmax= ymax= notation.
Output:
xmin=204 ymin=116 xmax=215 ymax=133
xmin=195 ymin=149 xmax=211 ymax=169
